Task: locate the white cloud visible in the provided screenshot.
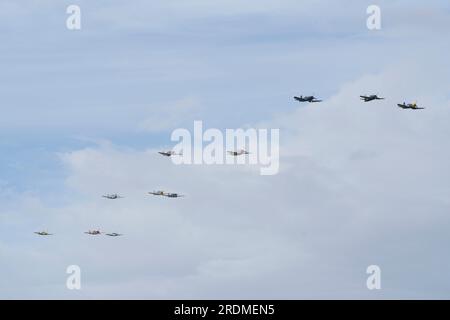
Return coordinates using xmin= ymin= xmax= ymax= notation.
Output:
xmin=2 ymin=0 xmax=450 ymax=299
xmin=3 ymin=58 xmax=450 ymax=298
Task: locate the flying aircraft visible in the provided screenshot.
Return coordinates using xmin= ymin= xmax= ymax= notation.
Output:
xmin=227 ymin=149 xmax=250 ymax=156
xmin=85 ymin=230 xmax=102 ymax=235
xmin=294 ymin=95 xmax=322 ymax=103
xmin=158 ymin=150 xmax=182 ymax=157
xmin=34 ymin=231 xmax=53 ymax=236
xmin=148 ymin=190 xmax=166 ymax=196
xmin=148 ymin=191 xmax=185 ymax=198
xmin=164 ymin=193 xmax=185 ymax=198
xmin=105 ymin=233 xmax=123 ymax=237
xmin=397 ymin=102 xmax=425 ymax=110
xmin=360 ymin=94 xmax=384 ymax=102
xmin=102 ymin=194 xmax=123 ymax=199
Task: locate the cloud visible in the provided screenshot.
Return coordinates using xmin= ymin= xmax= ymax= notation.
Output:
xmin=3 ymin=57 xmax=450 ymax=298
xmin=2 ymin=0 xmax=450 ymax=299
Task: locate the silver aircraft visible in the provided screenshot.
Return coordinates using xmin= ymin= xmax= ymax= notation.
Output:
xmin=34 ymin=231 xmax=53 ymax=236
xmin=102 ymin=194 xmax=124 ymax=199
xmin=148 ymin=190 xmax=166 ymax=196
xmin=148 ymin=191 xmax=185 ymax=198
xmin=294 ymin=95 xmax=322 ymax=103
xmin=85 ymin=230 xmax=102 ymax=235
xmin=227 ymin=149 xmax=250 ymax=156
xmin=164 ymin=192 xmax=185 ymax=198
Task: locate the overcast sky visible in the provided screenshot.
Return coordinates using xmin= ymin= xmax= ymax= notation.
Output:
xmin=1 ymin=0 xmax=450 ymax=299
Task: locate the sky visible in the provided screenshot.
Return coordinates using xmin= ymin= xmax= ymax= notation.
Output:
xmin=1 ymin=0 xmax=450 ymax=299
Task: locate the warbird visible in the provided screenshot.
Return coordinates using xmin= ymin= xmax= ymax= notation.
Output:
xmin=164 ymin=192 xmax=185 ymax=198
xmin=148 ymin=191 xmax=185 ymax=198
xmin=397 ymin=102 xmax=424 ymax=110
xmin=105 ymin=233 xmax=123 ymax=237
xmin=360 ymin=94 xmax=384 ymax=102
xmin=102 ymin=194 xmax=123 ymax=199
xmin=85 ymin=230 xmax=102 ymax=235
xmin=227 ymin=149 xmax=250 ymax=156
xmin=158 ymin=150 xmax=182 ymax=157
xmin=148 ymin=190 xmax=166 ymax=196
xmin=294 ymin=95 xmax=322 ymax=103
xmin=34 ymin=231 xmax=53 ymax=236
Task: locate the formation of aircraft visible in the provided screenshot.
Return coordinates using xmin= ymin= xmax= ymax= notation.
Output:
xmin=360 ymin=94 xmax=384 ymax=102
xmin=293 ymin=93 xmax=426 ymax=111
xmin=148 ymin=190 xmax=185 ymax=198
xmin=397 ymin=102 xmax=424 ymax=110
xmin=34 ymin=231 xmax=53 ymax=236
xmin=34 ymin=92 xmax=426 ymax=239
xmin=359 ymin=95 xmax=424 ymax=110
xmin=228 ymin=149 xmax=250 ymax=156
xmin=36 ymin=230 xmax=123 ymax=236
xmin=294 ymin=95 xmax=322 ymax=103
xmin=158 ymin=150 xmax=182 ymax=157
xmin=102 ymin=194 xmax=124 ymax=199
